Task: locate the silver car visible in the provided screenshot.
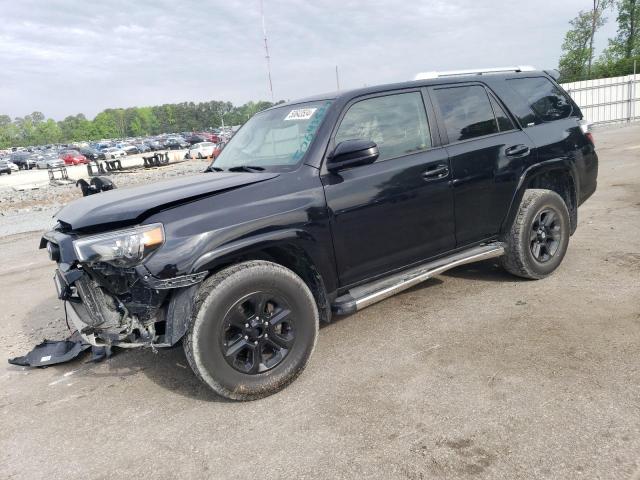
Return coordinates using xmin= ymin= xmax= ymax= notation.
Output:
xmin=36 ymin=156 xmax=65 ymax=169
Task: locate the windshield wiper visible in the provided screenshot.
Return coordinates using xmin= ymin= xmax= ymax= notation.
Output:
xmin=226 ymin=165 xmax=266 ymax=173
xmin=203 ymin=165 xmax=223 ymax=172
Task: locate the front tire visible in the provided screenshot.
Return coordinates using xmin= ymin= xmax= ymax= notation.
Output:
xmin=501 ymin=189 xmax=570 ymax=279
xmin=184 ymin=261 xmax=319 ymax=401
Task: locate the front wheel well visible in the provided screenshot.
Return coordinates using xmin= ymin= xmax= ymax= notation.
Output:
xmin=526 ymin=170 xmax=577 ymax=234
xmin=204 ymin=244 xmax=332 ymax=324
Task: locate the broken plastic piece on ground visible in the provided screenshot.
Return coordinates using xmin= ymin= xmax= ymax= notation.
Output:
xmin=7 ymin=331 xmax=112 ymax=367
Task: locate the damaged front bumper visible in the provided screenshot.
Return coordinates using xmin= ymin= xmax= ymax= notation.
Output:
xmin=42 ymin=228 xmax=206 ymax=349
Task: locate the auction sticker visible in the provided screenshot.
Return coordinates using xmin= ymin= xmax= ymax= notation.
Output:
xmin=284 ymin=108 xmax=317 ymax=121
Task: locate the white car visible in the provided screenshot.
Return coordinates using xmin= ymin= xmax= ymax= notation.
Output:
xmin=7 ymin=161 xmax=19 ymax=171
xmin=36 ymin=157 xmax=65 ymax=169
xmin=188 ymin=142 xmax=217 ymax=159
xmin=102 ymin=147 xmax=127 ymax=159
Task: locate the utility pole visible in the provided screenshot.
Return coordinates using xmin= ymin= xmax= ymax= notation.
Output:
xmin=335 ymin=65 xmax=340 ymax=91
xmin=260 ymin=0 xmax=275 ymax=102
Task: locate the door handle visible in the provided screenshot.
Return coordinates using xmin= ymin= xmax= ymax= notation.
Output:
xmin=422 ymin=164 xmax=449 ymax=181
xmin=505 ymin=144 xmax=530 ymax=157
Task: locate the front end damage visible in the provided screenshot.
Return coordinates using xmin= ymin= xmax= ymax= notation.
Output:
xmin=42 ymin=226 xmax=205 ymax=349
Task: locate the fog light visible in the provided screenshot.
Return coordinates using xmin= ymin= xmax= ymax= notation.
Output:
xmin=47 ymin=242 xmax=60 ymax=262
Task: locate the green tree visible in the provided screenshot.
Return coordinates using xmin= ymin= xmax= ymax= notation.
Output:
xmin=603 ymin=0 xmax=639 ymax=58
xmin=559 ymin=0 xmax=613 ymax=82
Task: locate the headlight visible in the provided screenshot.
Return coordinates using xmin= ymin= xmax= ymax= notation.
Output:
xmin=73 ymin=223 xmax=164 ymax=267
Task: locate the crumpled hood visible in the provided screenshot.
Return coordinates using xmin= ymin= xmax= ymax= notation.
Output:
xmin=56 ymin=171 xmax=279 ymax=230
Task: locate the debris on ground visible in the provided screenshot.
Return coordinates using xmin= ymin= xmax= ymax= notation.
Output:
xmin=8 ymin=331 xmax=112 ymax=367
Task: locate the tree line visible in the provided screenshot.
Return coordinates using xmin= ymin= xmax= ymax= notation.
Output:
xmin=559 ymin=0 xmax=640 ymax=82
xmin=0 ymin=99 xmax=280 ymax=149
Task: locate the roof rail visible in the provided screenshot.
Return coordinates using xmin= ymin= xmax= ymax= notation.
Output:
xmin=414 ymin=65 xmax=536 ymax=80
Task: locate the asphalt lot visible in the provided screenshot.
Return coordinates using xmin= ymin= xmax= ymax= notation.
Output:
xmin=1 ymin=124 xmax=639 ymax=480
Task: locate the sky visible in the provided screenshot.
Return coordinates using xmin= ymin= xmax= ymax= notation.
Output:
xmin=0 ymin=0 xmax=619 ymax=120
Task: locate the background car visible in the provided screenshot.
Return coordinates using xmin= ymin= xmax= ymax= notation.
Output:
xmin=134 ymin=143 xmax=150 ymax=153
xmin=163 ymin=137 xmax=189 ymax=150
xmin=102 ymin=147 xmax=127 ymax=159
xmin=187 ymin=141 xmax=217 ymax=159
xmin=123 ymin=145 xmax=140 ymax=155
xmin=186 ymin=134 xmax=206 ymax=145
xmin=10 ymin=151 xmax=36 ymax=170
xmin=144 ymin=140 xmax=163 ymax=151
xmin=0 ymin=159 xmax=12 ymax=175
xmin=59 ymin=149 xmax=89 ymax=165
xmin=36 ymin=155 xmax=65 ymax=169
xmin=79 ymin=147 xmax=105 ymax=161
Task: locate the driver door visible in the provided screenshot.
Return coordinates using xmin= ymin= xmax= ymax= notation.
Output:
xmin=321 ymin=90 xmax=455 ymax=287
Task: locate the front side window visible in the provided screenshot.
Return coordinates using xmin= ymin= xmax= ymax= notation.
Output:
xmin=507 ymin=77 xmax=573 ymax=123
xmin=334 ymin=92 xmax=432 ymax=163
xmin=433 ymin=85 xmax=498 ymax=142
xmin=214 ymin=100 xmax=332 ymax=172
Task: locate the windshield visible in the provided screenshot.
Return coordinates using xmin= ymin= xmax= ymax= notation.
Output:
xmin=213 ymin=100 xmax=332 ymax=172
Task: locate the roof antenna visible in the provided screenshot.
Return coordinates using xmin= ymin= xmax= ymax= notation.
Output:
xmin=260 ymin=0 xmax=275 ymax=102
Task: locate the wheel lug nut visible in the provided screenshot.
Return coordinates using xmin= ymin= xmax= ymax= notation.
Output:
xmin=265 ymin=334 xmax=268 ymax=338
xmin=245 ymin=323 xmax=249 ymax=328
xmin=244 ymin=335 xmax=248 ymax=340
xmin=254 ymin=341 xmax=258 ymax=345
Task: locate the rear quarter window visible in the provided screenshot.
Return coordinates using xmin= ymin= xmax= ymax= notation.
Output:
xmin=507 ymin=77 xmax=574 ymax=125
xmin=432 ymin=85 xmax=499 ymax=142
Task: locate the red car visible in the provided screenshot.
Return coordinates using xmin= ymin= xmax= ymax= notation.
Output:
xmin=200 ymin=132 xmax=221 ymax=143
xmin=59 ymin=149 xmax=89 ymax=166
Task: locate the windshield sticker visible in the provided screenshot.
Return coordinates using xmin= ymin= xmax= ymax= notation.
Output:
xmin=291 ymin=101 xmax=331 ymax=161
xmin=284 ymin=108 xmax=317 ymax=121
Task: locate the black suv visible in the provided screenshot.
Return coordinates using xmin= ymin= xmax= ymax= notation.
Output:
xmin=10 ymin=151 xmax=36 ymax=170
xmin=41 ymin=68 xmax=598 ymax=400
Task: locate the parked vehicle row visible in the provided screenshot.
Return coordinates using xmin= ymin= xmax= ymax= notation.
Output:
xmin=0 ymin=129 xmax=234 ymax=173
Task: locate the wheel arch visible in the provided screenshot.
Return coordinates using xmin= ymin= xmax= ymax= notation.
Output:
xmin=192 ymin=230 xmax=333 ymax=325
xmin=501 ymin=159 xmax=579 ymax=237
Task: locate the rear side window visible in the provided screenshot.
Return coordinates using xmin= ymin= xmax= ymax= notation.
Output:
xmin=507 ymin=77 xmax=573 ymax=124
xmin=433 ymin=85 xmax=498 ymax=142
xmin=335 ymin=92 xmax=432 ymax=162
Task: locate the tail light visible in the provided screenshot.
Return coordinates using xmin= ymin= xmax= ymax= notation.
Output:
xmin=579 ymin=119 xmax=594 ymax=145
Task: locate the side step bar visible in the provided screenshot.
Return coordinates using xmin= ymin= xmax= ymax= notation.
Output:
xmin=331 ymin=243 xmax=505 ymax=315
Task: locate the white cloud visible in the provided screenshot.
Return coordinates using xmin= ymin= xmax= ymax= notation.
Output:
xmin=0 ymin=0 xmax=620 ymax=119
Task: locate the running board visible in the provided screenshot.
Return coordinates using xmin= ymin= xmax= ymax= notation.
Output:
xmin=331 ymin=243 xmax=505 ymax=315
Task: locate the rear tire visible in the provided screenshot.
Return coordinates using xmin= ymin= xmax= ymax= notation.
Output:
xmin=501 ymin=189 xmax=570 ymax=279
xmin=184 ymin=261 xmax=319 ymax=401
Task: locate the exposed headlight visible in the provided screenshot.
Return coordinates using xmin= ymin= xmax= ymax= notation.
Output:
xmin=73 ymin=223 xmax=164 ymax=267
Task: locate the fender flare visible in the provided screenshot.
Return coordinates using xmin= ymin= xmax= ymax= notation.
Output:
xmin=500 ymin=158 xmax=579 ymax=235
xmin=191 ymin=228 xmax=318 ymax=273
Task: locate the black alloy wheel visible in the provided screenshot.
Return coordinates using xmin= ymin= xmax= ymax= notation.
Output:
xmin=501 ymin=188 xmax=570 ymax=279
xmin=221 ymin=291 xmax=295 ymax=374
xmin=530 ymin=208 xmax=562 ymax=262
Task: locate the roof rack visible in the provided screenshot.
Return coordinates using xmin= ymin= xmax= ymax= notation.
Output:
xmin=414 ymin=65 xmax=536 ymax=80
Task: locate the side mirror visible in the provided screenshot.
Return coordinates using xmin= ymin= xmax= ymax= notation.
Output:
xmin=327 ymin=139 xmax=379 ymax=172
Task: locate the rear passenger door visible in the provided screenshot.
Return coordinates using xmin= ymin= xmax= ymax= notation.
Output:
xmin=430 ymin=83 xmax=535 ymax=246
xmin=322 ymin=90 xmax=455 ymax=287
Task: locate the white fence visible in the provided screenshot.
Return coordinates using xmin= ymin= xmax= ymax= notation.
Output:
xmin=561 ymin=74 xmax=640 ymax=125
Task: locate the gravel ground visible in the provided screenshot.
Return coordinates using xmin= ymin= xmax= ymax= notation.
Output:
xmin=0 ymin=124 xmax=639 ymax=480
xmin=0 ymin=159 xmax=207 ymax=236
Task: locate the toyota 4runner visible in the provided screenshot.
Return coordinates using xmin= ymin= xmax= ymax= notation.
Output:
xmin=41 ymin=67 xmax=598 ymax=400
